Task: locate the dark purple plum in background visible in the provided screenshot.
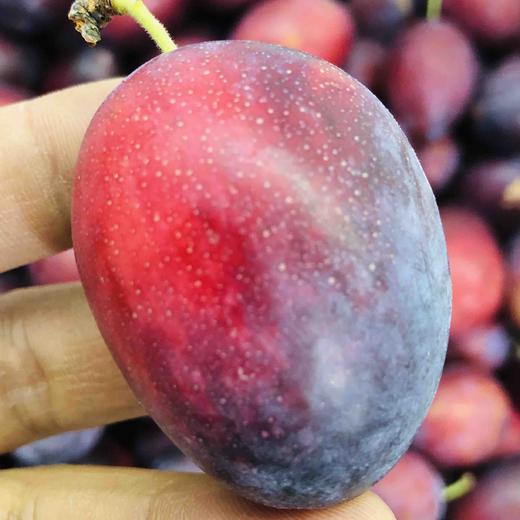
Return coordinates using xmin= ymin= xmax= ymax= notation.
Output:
xmin=350 ymin=0 xmax=413 ymax=39
xmin=45 ymin=47 xmax=120 ymax=92
xmin=473 ymin=55 xmax=520 ymax=153
xmin=0 ymin=0 xmax=70 ymax=35
xmin=0 ymin=37 xmax=42 ymax=87
xmin=13 ymin=428 xmax=103 ymax=466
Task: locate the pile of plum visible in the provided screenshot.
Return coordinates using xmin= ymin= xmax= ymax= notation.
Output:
xmin=0 ymin=0 xmax=519 ymax=518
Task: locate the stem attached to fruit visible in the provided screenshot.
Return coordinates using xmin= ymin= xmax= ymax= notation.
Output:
xmin=443 ymin=473 xmax=476 ymax=502
xmin=69 ymin=0 xmax=176 ymax=53
xmin=426 ymin=0 xmax=443 ymax=20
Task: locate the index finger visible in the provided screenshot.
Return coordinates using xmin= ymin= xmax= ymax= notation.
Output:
xmin=0 ymin=79 xmax=119 ymax=273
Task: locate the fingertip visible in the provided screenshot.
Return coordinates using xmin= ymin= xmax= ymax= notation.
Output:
xmin=335 ymin=491 xmax=396 ymax=520
xmin=0 ymin=467 xmax=396 ymax=520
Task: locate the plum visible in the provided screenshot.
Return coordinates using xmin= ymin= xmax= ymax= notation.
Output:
xmin=45 ymin=47 xmax=120 ymax=92
xmin=492 ymin=411 xmax=520 ymax=459
xmin=417 ymin=137 xmax=460 ymax=192
xmin=450 ymin=324 xmax=510 ymax=371
xmin=373 ymin=451 xmax=445 ymax=520
xmin=205 ymin=0 xmax=258 ymax=9
xmin=127 ymin=418 xmax=184 ymax=468
xmin=454 ymin=463 xmax=520 ymax=519
xmin=0 ymin=83 xmax=28 ymax=106
xmin=129 ymin=419 xmax=201 ymax=472
xmin=441 ymin=207 xmax=505 ymax=337
xmin=473 ymin=55 xmax=520 ymax=153
xmin=82 ymin=437 xmax=135 ymax=466
xmin=72 ymin=41 xmax=451 ymax=508
xmin=509 ymin=233 xmax=520 ymax=329
xmin=386 ymin=21 xmax=478 ymax=141
xmin=0 ymin=38 xmax=42 ymax=88
xmin=0 ymin=274 xmax=13 ymax=294
xmin=444 ymin=0 xmax=520 ymax=44
xmin=350 ymin=0 xmax=413 ymax=39
xmin=232 ymin=0 xmax=355 ymax=65
xmin=0 ymin=0 xmax=70 ymax=35
xmin=464 ymin=158 xmax=520 ymax=223
xmin=29 ymin=249 xmax=80 ymax=285
xmin=104 ymin=0 xmax=185 ymax=44
xmin=414 ymin=365 xmax=512 ymax=467
xmin=13 ymin=428 xmax=103 ymax=466
xmin=344 ymin=38 xmax=387 ymax=93
xmin=175 ymin=29 xmax=214 ymax=48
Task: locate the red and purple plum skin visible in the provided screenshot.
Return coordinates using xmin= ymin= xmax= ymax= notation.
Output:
xmin=72 ymin=41 xmax=451 ymax=509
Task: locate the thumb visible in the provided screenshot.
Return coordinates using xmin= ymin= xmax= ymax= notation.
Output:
xmin=0 ymin=465 xmax=395 ymax=519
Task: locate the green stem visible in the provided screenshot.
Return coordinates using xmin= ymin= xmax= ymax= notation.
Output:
xmin=112 ymin=0 xmax=176 ymax=52
xmin=426 ymin=0 xmax=443 ymax=20
xmin=443 ymin=473 xmax=476 ymax=503
xmin=69 ymin=0 xmax=176 ymax=53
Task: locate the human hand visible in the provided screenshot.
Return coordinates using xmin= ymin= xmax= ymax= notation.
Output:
xmin=0 ymin=80 xmax=395 ymax=519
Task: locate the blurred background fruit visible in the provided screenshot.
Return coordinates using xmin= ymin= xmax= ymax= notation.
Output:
xmin=232 ymin=0 xmax=355 ymax=65
xmin=453 ymin=463 xmax=520 ymax=519
xmin=29 ymin=249 xmax=80 ymax=285
xmin=418 ymin=137 xmax=460 ymax=192
xmin=441 ymin=207 xmax=505 ymax=337
xmin=373 ymin=451 xmax=446 ymax=520
xmin=104 ymin=0 xmax=186 ymax=45
xmin=386 ymin=20 xmax=478 ymax=141
xmin=473 ymin=55 xmax=520 ymax=153
xmin=45 ymin=47 xmax=120 ymax=91
xmin=414 ymin=365 xmax=512 ymax=467
xmin=0 ymin=0 xmax=71 ymax=35
xmin=344 ymin=38 xmax=386 ymax=91
xmin=350 ymin=0 xmax=412 ymax=39
xmin=444 ymin=0 xmax=520 ymax=43
xmin=0 ymin=83 xmax=28 ymax=105
xmin=449 ymin=323 xmax=510 ymax=371
xmin=13 ymin=428 xmax=104 ymax=466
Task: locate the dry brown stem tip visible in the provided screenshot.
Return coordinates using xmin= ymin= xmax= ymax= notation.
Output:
xmin=68 ymin=0 xmax=118 ymax=46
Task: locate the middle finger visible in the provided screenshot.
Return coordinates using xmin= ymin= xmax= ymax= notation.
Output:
xmin=0 ymin=283 xmax=143 ymax=454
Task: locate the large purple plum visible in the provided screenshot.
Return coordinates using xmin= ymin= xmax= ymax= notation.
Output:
xmin=72 ymin=41 xmax=451 ymax=508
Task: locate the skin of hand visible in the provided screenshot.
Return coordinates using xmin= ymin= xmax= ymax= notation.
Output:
xmin=0 ymin=80 xmax=396 ymax=520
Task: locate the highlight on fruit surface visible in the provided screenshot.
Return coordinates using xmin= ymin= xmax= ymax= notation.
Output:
xmin=68 ymin=0 xmax=451 ymax=510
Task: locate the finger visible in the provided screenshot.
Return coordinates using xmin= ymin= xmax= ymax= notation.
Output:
xmin=0 ymin=79 xmax=120 ymax=273
xmin=0 ymin=283 xmax=144 ymax=454
xmin=0 ymin=466 xmax=395 ymax=520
